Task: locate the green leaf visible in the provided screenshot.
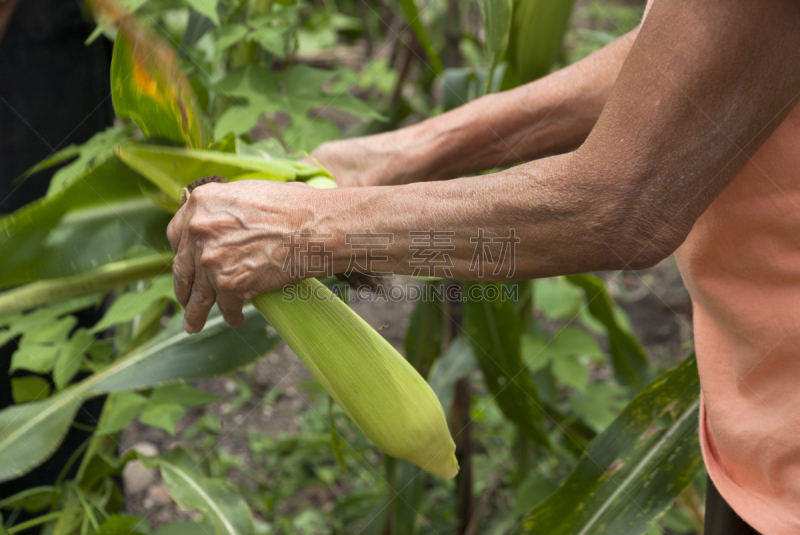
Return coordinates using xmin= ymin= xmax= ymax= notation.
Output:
xmin=507 ymin=0 xmax=576 ymax=84
xmin=518 ymin=355 xmax=702 ymax=534
xmin=111 ymin=29 xmax=212 ymax=148
xmin=463 ymin=281 xmax=549 ymax=447
xmin=514 ymin=475 xmax=556 ymax=516
xmin=91 ymin=275 xmax=176 ymax=333
xmin=213 ymin=105 xmax=262 ymax=140
xmin=11 ymin=376 xmax=52 ymax=404
xmin=140 ymin=403 xmax=186 ymax=435
xmin=215 ymin=24 xmax=249 ymax=50
xmin=566 ymin=274 xmax=652 ymax=390
xmin=140 ymin=447 xmax=255 ymax=535
xmin=535 ymin=277 xmax=582 ymax=320
xmin=398 ymin=0 xmax=443 ymax=73
xmin=481 ymin=0 xmax=513 ymax=92
xmin=0 ymin=153 xmax=167 ymax=288
xmin=404 ymin=282 xmax=443 ymax=379
xmin=186 ymin=0 xmax=219 ymax=25
xmin=0 ymin=306 xmax=279 ymax=482
xmin=116 ymin=144 xmax=310 ymax=203
xmin=568 ymin=382 xmax=628 ymax=432
xmin=551 ymin=354 xmax=588 ymax=392
xmin=90 ymin=515 xmax=148 ymax=535
xmin=100 ymin=392 xmax=149 ymax=435
xmin=11 ymin=344 xmax=60 ymax=374
xmin=428 ymin=336 xmax=476 ymax=411
xmin=54 ymin=328 xmax=94 ymax=389
xmin=0 ymin=254 xmax=173 ymax=317
xmin=24 ymin=316 xmax=77 ymax=343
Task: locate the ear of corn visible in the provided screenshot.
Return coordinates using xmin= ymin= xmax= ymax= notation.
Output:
xmin=252 ymin=280 xmax=458 ymax=479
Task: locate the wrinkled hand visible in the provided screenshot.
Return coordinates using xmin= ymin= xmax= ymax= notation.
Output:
xmin=167 ymin=180 xmax=316 ymax=333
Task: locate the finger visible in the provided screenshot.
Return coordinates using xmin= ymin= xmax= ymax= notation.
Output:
xmin=183 ymin=269 xmax=216 ymax=334
xmin=167 ymin=208 xmax=186 ymax=254
xmin=216 ymin=292 xmax=245 ymax=328
xmin=172 ymin=244 xmax=195 ymax=308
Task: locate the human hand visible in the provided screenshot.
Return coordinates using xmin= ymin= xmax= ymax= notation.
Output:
xmin=307 ymin=130 xmax=434 ymax=188
xmin=166 ymin=180 xmax=319 ymax=333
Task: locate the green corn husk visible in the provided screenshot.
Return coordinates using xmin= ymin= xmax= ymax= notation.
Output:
xmin=252 ymin=279 xmax=458 ymax=479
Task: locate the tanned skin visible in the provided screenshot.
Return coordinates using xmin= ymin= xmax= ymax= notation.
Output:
xmin=168 ymin=0 xmax=800 ymax=333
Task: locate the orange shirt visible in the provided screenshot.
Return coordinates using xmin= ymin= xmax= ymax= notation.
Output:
xmin=643 ymin=1 xmax=800 ymax=531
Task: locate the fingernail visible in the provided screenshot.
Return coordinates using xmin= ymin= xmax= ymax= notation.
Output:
xmin=183 ymin=318 xmax=194 ymax=334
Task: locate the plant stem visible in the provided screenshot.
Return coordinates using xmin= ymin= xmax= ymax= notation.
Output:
xmin=0 ymin=253 xmax=173 ymax=316
xmin=8 ymin=512 xmax=62 ymax=534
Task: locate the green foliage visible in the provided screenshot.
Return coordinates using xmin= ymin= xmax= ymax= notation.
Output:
xmin=0 ymin=1 xmax=704 ymax=533
xmin=519 ymin=355 xmax=702 ymax=534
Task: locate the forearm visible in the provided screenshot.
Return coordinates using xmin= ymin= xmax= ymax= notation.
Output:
xmin=312 ymin=150 xmax=635 ymax=282
xmin=387 ymin=29 xmax=639 ymax=182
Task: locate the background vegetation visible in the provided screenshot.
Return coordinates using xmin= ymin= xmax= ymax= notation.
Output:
xmin=0 ymin=0 xmax=705 ymax=534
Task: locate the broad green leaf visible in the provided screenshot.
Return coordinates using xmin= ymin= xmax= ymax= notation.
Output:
xmin=0 ymin=306 xmax=279 ymax=482
xmin=535 ymin=277 xmax=582 ymax=320
xmin=111 ymin=30 xmax=211 ymax=148
xmin=186 ymin=0 xmax=219 ymax=25
xmin=481 ymin=0 xmax=513 ymax=92
xmin=0 ymin=153 xmax=166 ymax=287
xmin=514 ymin=475 xmax=557 ymax=515
xmin=428 ymin=336 xmax=477 ymax=411
xmin=10 ymin=344 xmax=60 ymax=374
xmin=215 ymin=24 xmax=249 ymax=50
xmin=140 ymin=403 xmax=186 ymax=435
xmin=463 ymin=281 xmax=549 ymax=447
xmin=566 ymin=274 xmax=652 ymax=390
xmin=568 ymin=382 xmax=628 ymax=432
xmin=551 ymin=354 xmax=588 ymax=392
xmin=11 ymin=376 xmax=52 ymax=404
xmin=507 ymin=0 xmax=575 ymax=85
xmin=518 ymin=355 xmax=702 ymax=534
xmin=213 ymin=105 xmax=262 ymax=140
xmin=100 ymin=391 xmax=149 ymax=435
xmin=398 ymin=0 xmax=443 ymax=73
xmin=403 ymin=282 xmax=443 ymax=379
xmin=140 ymin=447 xmax=255 ymax=535
xmin=91 ymin=275 xmax=176 ymax=333
xmin=116 ymin=144 xmax=316 ymax=202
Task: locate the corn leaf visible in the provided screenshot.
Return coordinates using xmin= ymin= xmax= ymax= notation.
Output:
xmin=116 ymin=144 xmax=324 ymax=203
xmin=507 ymin=0 xmax=575 ymax=84
xmin=0 ymin=154 xmax=165 ymax=288
xmin=403 ymin=281 xmax=443 ymax=379
xmin=566 ymin=274 xmax=652 ymax=390
xmin=0 ymin=253 xmax=173 ymax=317
xmin=398 ymin=0 xmax=443 ymax=74
xmin=481 ymin=0 xmax=513 ymax=93
xmin=463 ymin=281 xmax=549 ymax=447
xmin=0 ymin=306 xmax=278 ymax=482
xmin=518 ymin=355 xmax=702 ymax=534
xmin=110 ymin=28 xmax=211 ymax=148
